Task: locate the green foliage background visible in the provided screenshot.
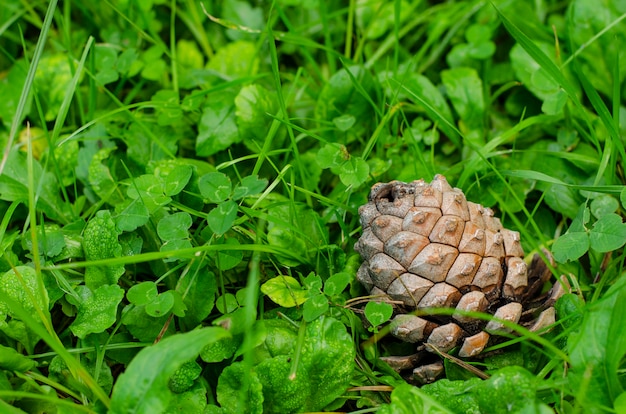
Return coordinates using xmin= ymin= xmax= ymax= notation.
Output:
xmin=0 ymin=0 xmax=625 ymax=413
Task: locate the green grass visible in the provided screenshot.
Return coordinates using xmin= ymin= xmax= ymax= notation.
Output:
xmin=0 ymin=0 xmax=625 ymax=413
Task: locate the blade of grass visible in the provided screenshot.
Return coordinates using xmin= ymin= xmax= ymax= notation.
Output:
xmin=46 ymin=36 xmax=93 ymax=217
xmin=169 ymin=0 xmax=179 ymax=95
xmin=318 ymin=0 xmax=336 ymax=74
xmin=1 ymin=293 xmax=110 ymax=407
xmin=492 ymin=3 xmax=601 ymax=152
xmin=25 ymin=130 xmax=49 ymax=327
xmin=265 ymin=10 xmax=311 ymax=205
xmin=571 ymin=61 xmax=625 ymax=181
xmin=0 ymin=0 xmax=58 ymax=175
xmin=502 ymin=170 xmax=624 ymax=194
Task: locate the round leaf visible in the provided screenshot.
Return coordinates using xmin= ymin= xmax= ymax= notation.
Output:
xmin=590 ymin=194 xmax=619 ymax=219
xmin=145 ymin=291 xmax=175 ymax=317
xmin=216 ymin=293 xmax=239 ymax=314
xmin=339 ymin=156 xmax=369 ymax=187
xmin=127 ymin=282 xmax=158 ymax=306
xmin=332 ymin=114 xmax=356 ymax=131
xmin=589 ymin=213 xmax=626 ymax=253
xmin=157 ymin=212 xmax=192 ymax=241
xmin=323 ymin=272 xmax=352 ymax=296
xmin=116 ymin=199 xmax=150 ymax=232
xmin=110 ymin=327 xmax=229 ymax=413
xmin=207 ymin=200 xmax=238 ymax=235
xmin=70 ymin=285 xmax=124 ymax=339
xmin=214 ymin=238 xmax=243 ymax=271
xmin=303 ymin=293 xmax=329 ymax=322
xmin=162 ymin=164 xmax=193 ymax=196
xmin=232 ymin=175 xmax=268 ymax=200
xmin=551 ymin=231 xmax=589 ymax=263
xmin=316 ymin=143 xmax=347 ymax=169
xmin=364 ymin=301 xmax=393 ymax=327
xmin=198 ymin=172 xmax=232 ymax=203
xmin=260 ymin=276 xmax=308 ymax=307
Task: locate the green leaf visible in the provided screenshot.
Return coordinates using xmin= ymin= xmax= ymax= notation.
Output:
xmin=421 ymin=379 xmax=481 ymax=413
xmin=441 ymin=67 xmax=485 ymax=132
xmin=551 ymin=231 xmax=589 ymax=263
xmin=200 ymin=335 xmax=241 ymax=363
xmin=115 ymin=198 xmax=150 ymax=232
xmin=160 ymin=239 xmax=193 ymax=260
xmin=145 ymin=291 xmax=175 ymax=317
xmin=323 ymin=272 xmax=351 ymax=296
xmin=213 ymin=237 xmax=243 ymax=271
xmin=316 ymin=143 xmax=348 ymax=169
xmin=364 ymin=301 xmax=393 ymax=327
xmin=206 ymin=40 xmax=259 ymax=79
xmin=168 ymin=360 xmax=202 ymax=393
xmin=497 ymin=7 xmax=580 ymax=108
xmin=380 ymin=382 xmax=455 ymax=414
xmin=255 ymin=319 xmax=297 ymax=360
xmin=256 ymin=355 xmax=310 ymax=414
xmin=614 ymin=392 xmax=626 ymax=414
xmin=589 ymin=214 xmax=626 ymax=253
xmin=474 ymin=366 xmax=538 ymax=413
xmin=151 ymin=90 xmax=183 ymax=126
xmin=303 ymin=294 xmax=328 ymax=322
xmin=88 ymin=146 xmax=121 ymax=204
xmin=232 ymin=175 xmax=268 ymax=200
xmin=400 ymin=74 xmax=459 ymax=146
xmin=162 ymin=164 xmax=193 ymax=196
xmin=0 ymin=60 xmax=31 ymax=128
xmin=0 ymin=344 xmax=37 ymax=372
xmin=124 ymin=123 xmax=178 ymax=167
xmin=590 ymin=195 xmax=620 ymax=219
xmin=127 ymin=282 xmax=158 ymax=306
xmin=543 ymin=184 xmax=581 ymax=219
xmin=555 ymin=293 xmax=584 ymax=332
xmin=206 ymin=200 xmax=238 ymax=236
xmin=261 ymin=276 xmax=308 ymax=307
xmin=568 ymin=275 xmax=626 ymax=410
xmin=216 ymin=293 xmax=239 ymax=314
xmin=541 ymin=88 xmax=568 ymax=115
xmin=198 ymin=172 xmax=232 ymax=203
xmin=0 ymin=149 xmax=71 ymax=222
xmin=178 ymin=267 xmax=217 ymax=330
xmin=332 ymin=114 xmax=356 ymax=131
xmin=620 ymin=187 xmax=626 ymax=209
xmin=266 ymin=203 xmax=327 ymax=267
xmin=110 ymin=327 xmax=230 ymax=413
xmin=567 ymin=0 xmax=626 ymax=97
xmin=196 ymin=93 xmax=240 ymax=157
xmin=338 ymin=156 xmax=370 ymax=187
xmin=170 ymin=290 xmax=187 ymax=317
xmin=157 ymin=212 xmax=192 ymax=241
xmin=216 ymin=361 xmax=264 ymax=414
xmin=127 ymin=174 xmax=172 ymax=213
xmin=140 ymin=45 xmax=167 ymax=81
xmin=303 ymin=273 xmax=323 ymax=292
xmin=34 ymin=53 xmax=74 ymax=121
xmin=83 ymin=210 xmax=125 ymax=289
xmin=70 ymin=284 xmax=124 ymax=339
xmin=300 ymin=316 xmax=356 ymax=411
xmin=235 ymin=84 xmax=278 ymax=144
xmin=123 ymin=304 xmax=174 ymax=343
xmin=314 ymin=65 xmax=376 ymax=139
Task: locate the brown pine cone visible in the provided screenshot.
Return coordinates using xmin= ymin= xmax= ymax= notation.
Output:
xmin=355 ymin=175 xmax=568 ymax=382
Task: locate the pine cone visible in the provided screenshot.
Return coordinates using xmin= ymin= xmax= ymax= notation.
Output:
xmin=355 ymin=175 xmax=568 ymax=381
